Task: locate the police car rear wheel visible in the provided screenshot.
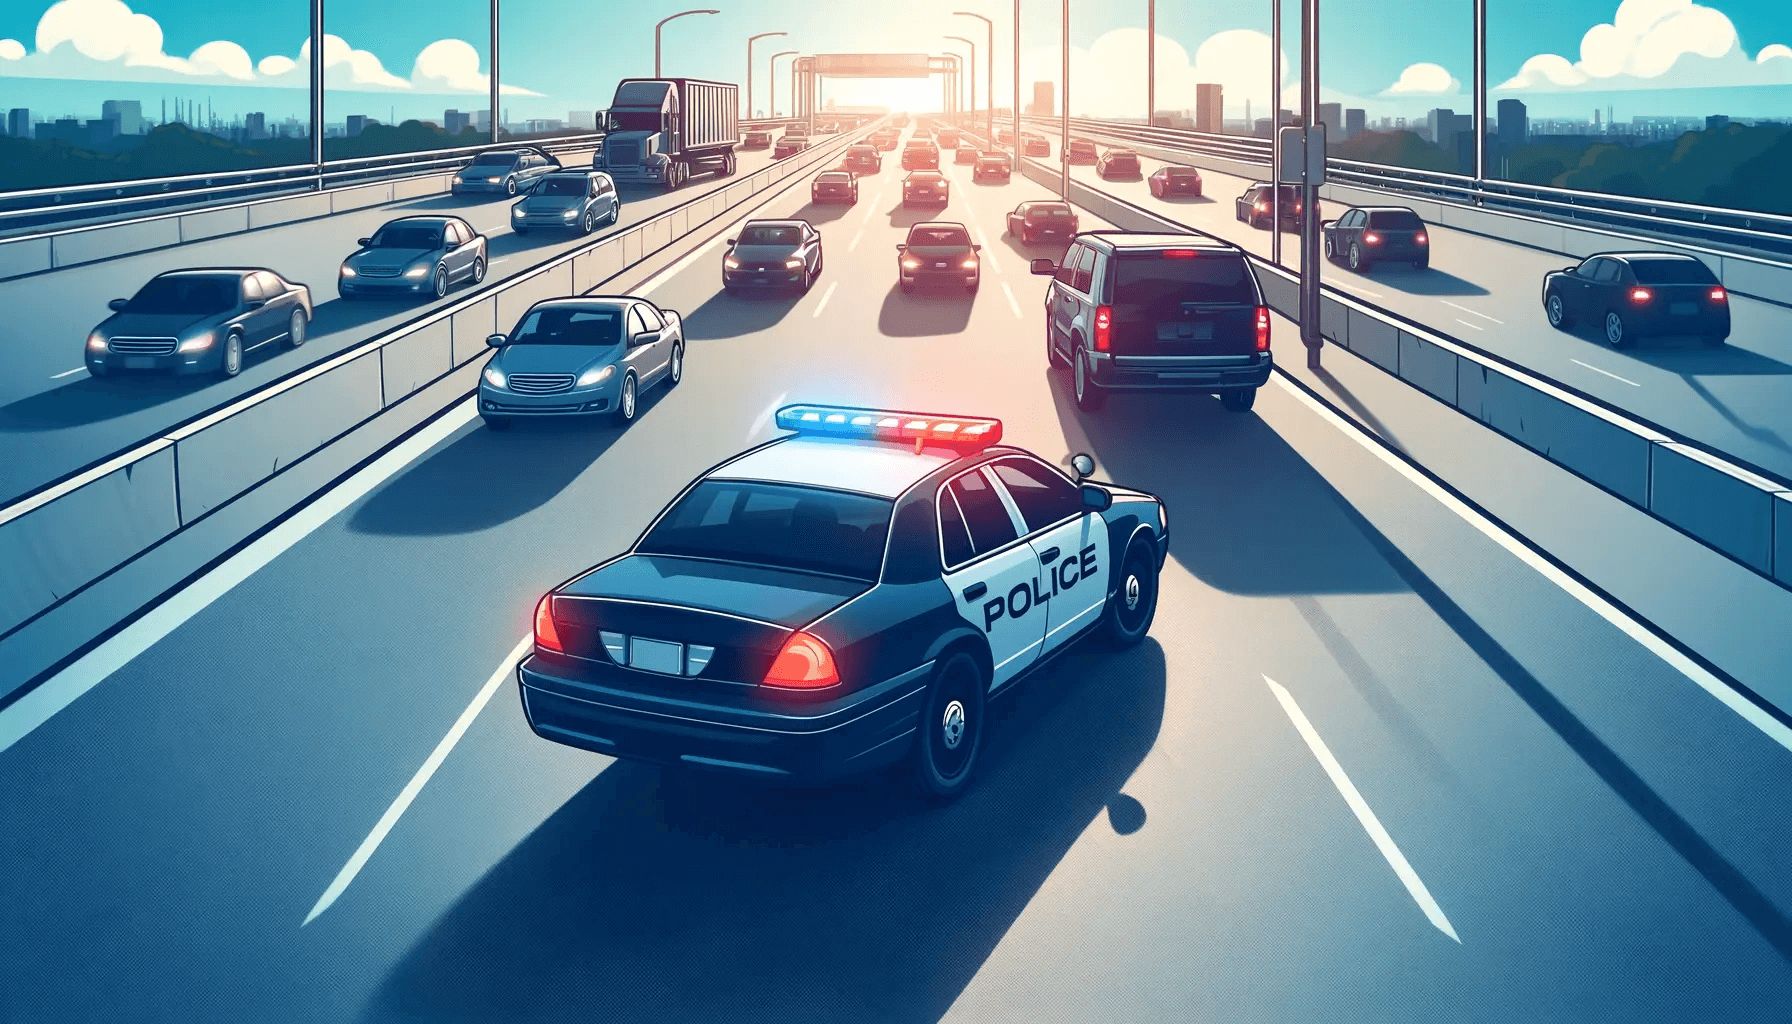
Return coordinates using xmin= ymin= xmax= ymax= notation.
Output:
xmin=1100 ymin=541 xmax=1159 ymax=649
xmin=912 ymin=651 xmax=986 ymax=801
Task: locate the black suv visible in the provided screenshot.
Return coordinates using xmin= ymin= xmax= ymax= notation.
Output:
xmin=1031 ymin=232 xmax=1272 ymax=413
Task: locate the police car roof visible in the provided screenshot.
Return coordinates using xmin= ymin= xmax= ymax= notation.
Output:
xmin=709 ymin=436 xmax=965 ymax=499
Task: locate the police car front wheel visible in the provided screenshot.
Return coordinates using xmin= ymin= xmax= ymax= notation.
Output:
xmin=911 ymin=651 xmax=987 ymax=801
xmin=1099 ymin=540 xmax=1160 ymax=649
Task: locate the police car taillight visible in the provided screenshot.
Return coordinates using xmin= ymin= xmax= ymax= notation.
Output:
xmin=534 ymin=594 xmax=564 ymax=653
xmin=775 ymin=404 xmax=1003 ymax=449
xmin=763 ymin=631 xmax=839 ymax=688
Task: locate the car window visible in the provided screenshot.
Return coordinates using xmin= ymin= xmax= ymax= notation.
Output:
xmin=991 ymin=459 xmax=1083 ymax=532
xmin=739 ymin=225 xmax=803 ymax=245
xmin=1629 ymin=258 xmax=1718 ymax=285
xmin=637 ymin=480 xmax=894 ymax=581
xmin=509 ymin=306 xmax=625 ymax=346
xmin=948 ymin=469 xmax=1019 ymax=555
xmin=1055 ymin=243 xmax=1083 ymax=286
xmin=596 ymin=176 xmax=614 ymax=195
xmin=241 ymin=275 xmax=263 ymax=302
xmin=937 ymin=488 xmax=976 ymax=567
xmin=254 ymin=271 xmax=284 ymax=296
xmin=370 ymin=224 xmax=444 ymax=249
xmin=629 ymin=306 xmax=653 ymax=336
xmin=538 ymin=177 xmax=586 ymax=196
xmin=1368 ymin=209 xmax=1424 ymax=229
xmin=469 ymin=152 xmax=516 ymax=167
xmin=1114 ymin=251 xmax=1257 ymax=313
xmin=1593 ymin=259 xmax=1622 ymax=284
xmin=909 ymin=226 xmax=971 ymax=246
xmin=1071 ymin=245 xmax=1096 ymax=292
xmin=634 ymin=304 xmax=664 ymax=331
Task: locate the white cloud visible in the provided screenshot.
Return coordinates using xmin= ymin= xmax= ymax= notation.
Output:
xmin=1498 ymin=0 xmax=1792 ymax=91
xmin=1382 ymin=62 xmax=1461 ymax=96
xmin=257 ymin=54 xmax=295 ymax=76
xmin=293 ymin=35 xmax=410 ymax=90
xmin=410 ymin=38 xmax=540 ymax=96
xmin=0 ymin=39 xmax=24 ymax=61
xmin=1018 ymin=28 xmax=1288 ymax=119
xmin=187 ymin=40 xmax=254 ymax=81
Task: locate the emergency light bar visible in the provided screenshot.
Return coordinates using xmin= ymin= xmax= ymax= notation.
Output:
xmin=775 ymin=404 xmax=1003 ymax=449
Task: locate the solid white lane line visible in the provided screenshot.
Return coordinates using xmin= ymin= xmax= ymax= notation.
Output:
xmin=1001 ymin=281 xmax=1023 ymax=319
xmin=1442 ymin=300 xmax=1503 ymax=324
xmin=811 ymin=280 xmax=838 ymax=318
xmin=848 ymin=227 xmax=865 ymax=252
xmin=1453 ymin=318 xmax=1484 ymax=331
xmin=488 ymin=257 xmax=511 ymax=266
xmin=1570 ymin=358 xmax=1641 ymax=387
xmin=1272 ymin=374 xmax=1792 ymax=754
xmin=1335 ymin=281 xmax=1384 ymax=299
xmin=303 ymin=634 xmax=532 ymax=926
xmin=50 ymin=367 xmax=85 ymax=379
xmin=1263 ymin=675 xmax=1461 ymax=943
xmin=749 ymin=390 xmax=790 ymax=438
xmin=0 ymin=401 xmax=479 ymax=757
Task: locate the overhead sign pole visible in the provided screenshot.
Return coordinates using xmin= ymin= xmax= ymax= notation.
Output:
xmin=1300 ymin=0 xmax=1323 ymax=367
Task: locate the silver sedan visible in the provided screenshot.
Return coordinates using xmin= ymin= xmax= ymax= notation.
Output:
xmin=478 ymin=296 xmax=685 ymax=429
xmin=511 ymin=170 xmax=622 ymax=236
xmin=338 ymin=216 xmax=488 ymax=300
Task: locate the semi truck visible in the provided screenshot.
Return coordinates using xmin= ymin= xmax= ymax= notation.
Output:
xmin=597 ymin=78 xmax=739 ymax=190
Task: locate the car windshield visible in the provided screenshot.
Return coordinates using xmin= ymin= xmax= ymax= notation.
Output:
xmin=124 ymin=275 xmax=239 ymax=315
xmin=979 ymin=155 xmax=1007 ymax=164
xmin=638 ymin=480 xmax=893 ymax=580
xmin=1367 ymin=210 xmax=1424 ymax=229
xmin=369 ymin=224 xmax=444 ymax=248
xmin=1114 ymin=253 xmax=1257 ymax=315
xmin=468 ymin=153 xmax=517 ymax=167
xmin=909 ymin=226 xmax=971 ymax=246
xmin=1628 ymin=258 xmax=1718 ymax=285
xmin=507 ymin=306 xmax=625 ymax=346
xmin=738 ymin=225 xmax=803 ymax=245
xmin=537 ymin=177 xmax=587 ymax=196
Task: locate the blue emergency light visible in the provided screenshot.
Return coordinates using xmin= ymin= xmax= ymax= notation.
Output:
xmin=775 ymin=404 xmax=1003 ymax=449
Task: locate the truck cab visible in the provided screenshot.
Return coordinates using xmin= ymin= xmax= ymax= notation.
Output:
xmin=599 ymin=78 xmax=738 ymax=190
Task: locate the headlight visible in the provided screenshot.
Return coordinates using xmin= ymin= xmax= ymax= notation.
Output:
xmin=339 ymin=265 xmax=356 ymax=277
xmin=562 ymin=208 xmax=579 ymax=221
xmin=576 ymin=365 xmax=615 ymax=387
xmin=404 ymin=264 xmax=431 ymax=279
xmin=87 ymin=333 xmax=107 ymax=351
xmin=486 ymin=176 xmax=502 ymax=183
xmin=177 ymin=331 xmax=214 ymax=352
xmin=901 ymin=258 xmax=920 ymax=269
xmin=784 ymin=257 xmax=804 ymax=268
xmin=512 ymin=206 xmax=525 ymax=218
xmin=482 ymin=366 xmax=506 ymax=388
xmin=724 ymin=255 xmax=740 ymax=269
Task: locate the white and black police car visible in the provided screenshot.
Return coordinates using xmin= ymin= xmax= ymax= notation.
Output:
xmin=517 ymin=404 xmax=1168 ymax=800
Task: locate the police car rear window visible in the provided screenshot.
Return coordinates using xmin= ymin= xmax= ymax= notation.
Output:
xmin=638 ymin=480 xmax=893 ymax=581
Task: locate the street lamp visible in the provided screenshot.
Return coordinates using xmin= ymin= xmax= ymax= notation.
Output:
xmin=769 ymin=50 xmax=797 ymax=118
xmin=655 ymin=9 xmax=720 ymax=79
xmin=1060 ymin=0 xmax=1069 ymax=198
xmin=954 ymin=10 xmax=994 ymax=144
xmin=747 ymin=31 xmax=787 ymax=119
xmin=1147 ymin=0 xmax=1155 ymax=127
xmin=944 ymin=35 xmax=976 ymax=129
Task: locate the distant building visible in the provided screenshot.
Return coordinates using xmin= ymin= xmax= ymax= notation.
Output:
xmin=1497 ymin=98 xmax=1527 ymax=150
xmin=1344 ymin=108 xmax=1364 ymax=139
xmin=1427 ymin=108 xmax=1455 ymax=148
xmin=346 ymin=114 xmax=372 ymax=137
xmin=38 ymin=118 xmax=85 ymax=144
xmin=1317 ymin=102 xmax=1341 ymax=133
xmin=102 ymin=99 xmax=142 ymax=135
xmin=1254 ymin=117 xmax=1273 ymax=138
xmin=1195 ymin=83 xmax=1222 ymax=133
xmin=524 ymin=118 xmax=564 ymax=134
xmin=6 ymin=108 xmax=26 ymax=138
xmin=444 ymin=109 xmax=471 ymax=134
xmin=1706 ymin=114 xmax=1730 ymax=130
xmin=244 ymin=112 xmax=267 ymax=140
xmin=1031 ymin=81 xmax=1054 ymax=116
xmin=568 ymin=110 xmax=596 ymax=130
xmin=475 ymin=109 xmax=492 ymax=133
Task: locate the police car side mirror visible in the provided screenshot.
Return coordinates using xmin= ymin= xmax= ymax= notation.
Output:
xmin=1070 ymin=452 xmax=1096 ymax=480
xmin=486 ymin=333 xmax=507 ymax=348
xmin=1081 ymin=485 xmax=1112 ymax=511
xmin=1030 ymin=259 xmax=1057 ymax=276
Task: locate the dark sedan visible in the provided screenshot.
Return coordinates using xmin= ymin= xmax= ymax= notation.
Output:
xmin=1096 ymin=148 xmax=1142 ymax=179
xmin=1148 ymin=165 xmax=1203 ymax=198
xmin=811 ymin=170 xmax=859 ymax=204
xmin=743 ymin=130 xmax=774 ymax=149
xmin=898 ymin=221 xmax=980 ymax=294
xmin=774 ymin=139 xmax=810 ymax=160
xmin=1020 ymin=133 xmax=1050 ymax=157
xmin=451 ymin=147 xmax=559 ymax=196
xmin=972 ymin=152 xmax=1012 ymax=182
xmin=954 ymin=145 xmax=980 ymax=165
xmin=843 ymin=145 xmax=883 ymax=173
xmin=1235 ymin=182 xmax=1303 ymax=229
xmin=902 ymin=141 xmax=941 ymax=170
xmin=724 ymin=219 xmax=825 ymax=294
xmin=340 ymin=216 xmax=487 ymax=300
xmin=902 ymin=171 xmax=950 ymax=207
xmin=936 ymin=128 xmax=960 ymax=148
xmin=1066 ymin=138 xmax=1099 ymax=164
xmin=87 ymin=269 xmax=312 ymax=379
xmin=1005 ymin=201 xmax=1080 ymax=244
xmin=1543 ymin=252 xmax=1730 ymax=348
xmin=1323 ymin=206 xmax=1429 ymax=272
xmin=872 ymin=132 xmax=900 ymax=152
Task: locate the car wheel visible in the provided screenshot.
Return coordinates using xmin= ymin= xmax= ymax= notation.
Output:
xmin=286 ymin=309 xmax=308 ymax=349
xmin=1073 ymin=344 xmax=1106 ymax=412
xmin=582 ymin=208 xmax=597 ymax=234
xmin=1098 ymin=539 xmax=1160 ymax=649
xmin=1545 ymin=292 xmax=1573 ymax=330
xmin=217 ymin=331 xmax=243 ymax=379
xmin=606 ymin=204 xmax=621 ymax=227
xmin=505 ymin=176 xmax=518 ymax=196
xmin=666 ymin=342 xmax=684 ymax=387
xmin=909 ymin=650 xmax=987 ymax=802
xmin=482 ymin=415 xmax=512 ymax=431
xmin=472 ymin=256 xmax=487 ymax=285
xmin=432 ymin=266 xmax=449 ymax=299
xmin=1604 ymin=310 xmax=1631 ymax=348
xmin=1348 ymin=243 xmax=1368 ymax=273
xmin=1221 ymin=387 xmax=1257 ymax=413
xmin=613 ymin=371 xmax=638 ymax=425
xmin=1323 ymin=236 xmax=1334 ymax=260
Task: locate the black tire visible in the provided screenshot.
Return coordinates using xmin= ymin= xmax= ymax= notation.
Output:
xmin=483 ymin=415 xmax=512 ymax=431
xmin=582 ymin=207 xmax=597 ymax=234
xmin=1545 ymin=291 xmax=1573 ymax=330
xmin=1323 ymin=236 xmax=1334 ymax=260
xmin=613 ymin=372 xmax=638 ymax=425
xmin=909 ymin=650 xmax=987 ymax=801
xmin=1604 ymin=310 xmax=1631 ymax=349
xmin=1348 ymin=243 xmax=1369 ymax=273
xmin=217 ymin=331 xmax=243 ymax=379
xmin=505 ymin=176 xmax=518 ymax=197
xmin=285 ymin=309 xmax=308 ymax=349
xmin=666 ymin=342 xmax=684 ymax=387
xmin=1221 ymin=387 xmax=1256 ymax=413
xmin=1073 ymin=344 xmax=1107 ymax=412
xmin=432 ymin=266 xmax=449 ymax=299
xmin=605 ymin=204 xmax=620 ymax=227
xmin=471 ymin=256 xmax=487 ymax=285
xmin=1098 ymin=539 xmax=1160 ymax=649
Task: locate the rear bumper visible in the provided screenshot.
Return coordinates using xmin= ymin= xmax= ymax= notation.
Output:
xmin=518 ymin=656 xmax=931 ymax=781
xmin=1091 ymin=351 xmax=1274 ymax=392
xmin=1629 ymin=309 xmax=1730 ymax=335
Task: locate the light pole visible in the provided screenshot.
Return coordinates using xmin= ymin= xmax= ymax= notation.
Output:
xmin=747 ymin=31 xmax=786 ymax=119
xmin=1473 ymin=0 xmax=1486 ymax=185
xmin=490 ymin=0 xmax=501 ymax=142
xmin=945 ymin=36 xmax=976 ymax=131
xmin=1271 ymin=0 xmax=1282 ymax=265
xmin=1300 ymin=0 xmax=1322 ymax=367
xmin=955 ymin=11 xmax=994 ymax=144
xmin=1011 ymin=0 xmax=1020 ymax=168
xmin=309 ymin=0 xmax=323 ymax=182
xmin=1060 ymin=0 xmax=1069 ymax=198
xmin=655 ymin=9 xmax=719 ymax=79
xmin=769 ymin=50 xmax=797 ymax=118
xmin=1147 ymin=0 xmax=1155 ymax=127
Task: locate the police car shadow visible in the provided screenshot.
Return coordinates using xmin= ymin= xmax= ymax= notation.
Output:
xmin=1045 ymin=371 xmax=1407 ymax=597
xmin=355 ymin=642 xmax=1167 ymax=1024
xmin=877 ymin=283 xmax=975 ymax=337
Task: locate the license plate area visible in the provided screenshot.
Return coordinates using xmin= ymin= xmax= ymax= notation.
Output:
xmin=124 ymin=357 xmax=156 ymax=369
xmin=1671 ymin=302 xmax=1697 ymax=316
xmin=1158 ymin=321 xmax=1215 ymax=342
xmin=629 ymin=637 xmax=684 ymax=675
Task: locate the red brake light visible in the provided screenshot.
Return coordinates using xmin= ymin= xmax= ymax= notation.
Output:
xmin=1255 ymin=202 xmax=1267 ymax=211
xmin=1709 ymin=287 xmax=1727 ymax=302
xmin=1363 ymin=232 xmax=1380 ymax=244
xmin=1093 ymin=305 xmax=1113 ymax=352
xmin=533 ymin=594 xmax=563 ymax=653
xmin=1162 ymin=249 xmax=1200 ymax=259
xmin=763 ymin=631 xmax=839 ymax=688
xmin=1254 ymin=306 xmax=1271 ymax=352
xmin=1630 ymin=287 xmax=1653 ymax=303
xmin=1415 ymin=232 xmax=1428 ymax=244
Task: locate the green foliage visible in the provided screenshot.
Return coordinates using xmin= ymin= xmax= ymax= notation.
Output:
xmin=1503 ymin=123 xmax=1792 ymax=215
xmin=0 ymin=123 xmax=299 ymax=190
xmin=322 ymin=119 xmax=472 ymax=161
xmin=1329 ymin=130 xmax=1459 ymax=174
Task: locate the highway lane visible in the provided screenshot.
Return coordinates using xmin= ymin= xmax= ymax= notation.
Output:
xmin=0 ymin=146 xmax=788 ymax=506
xmin=1055 ymin=138 xmax=1792 ymax=482
xmin=2 ymin=125 xmax=1790 ymax=1024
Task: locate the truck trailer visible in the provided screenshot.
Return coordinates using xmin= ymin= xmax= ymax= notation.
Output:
xmin=598 ymin=78 xmax=739 ymax=190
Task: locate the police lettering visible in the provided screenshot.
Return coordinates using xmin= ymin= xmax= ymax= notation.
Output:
xmin=975 ymin=544 xmax=1101 ymax=633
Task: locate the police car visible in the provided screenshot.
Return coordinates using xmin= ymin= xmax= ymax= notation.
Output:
xmin=517 ymin=405 xmax=1169 ymax=800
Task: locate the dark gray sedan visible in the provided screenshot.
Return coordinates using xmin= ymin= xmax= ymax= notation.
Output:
xmin=478 ymin=297 xmax=685 ymax=429
xmin=722 ymin=220 xmax=824 ymax=294
xmin=338 ymin=216 xmax=488 ymax=300
xmin=511 ymin=170 xmax=621 ymax=235
xmin=86 ymin=269 xmax=312 ymax=379
xmin=451 ymin=147 xmax=561 ymax=196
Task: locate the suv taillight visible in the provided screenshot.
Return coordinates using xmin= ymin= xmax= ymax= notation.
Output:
xmin=1093 ymin=305 xmax=1113 ymax=352
xmin=1255 ymin=306 xmax=1271 ymax=352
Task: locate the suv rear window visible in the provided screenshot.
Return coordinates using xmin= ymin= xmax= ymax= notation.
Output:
xmin=638 ymin=481 xmax=893 ymax=580
xmin=1628 ymin=258 xmax=1718 ymax=285
xmin=1113 ymin=252 xmax=1257 ymax=312
xmin=1367 ymin=209 xmax=1424 ymax=229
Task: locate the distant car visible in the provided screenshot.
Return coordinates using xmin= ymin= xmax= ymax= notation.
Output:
xmin=774 ymin=138 xmax=810 ymax=160
xmin=511 ymin=170 xmax=621 ymax=236
xmin=451 ymin=147 xmax=560 ymax=196
xmin=902 ymin=170 xmax=950 ymax=207
xmin=936 ymin=128 xmax=960 ymax=148
xmin=1031 ymin=231 xmax=1272 ymax=413
xmin=892 ymin=113 xmax=910 ymax=127
xmin=724 ymin=219 xmax=825 ymax=295
xmin=972 ymin=152 xmax=1012 ymax=182
xmin=902 ymin=140 xmax=941 ymax=170
xmin=1148 ymin=165 xmax=1203 ymax=198
xmin=1234 ymin=182 xmax=1303 ymax=229
xmin=872 ymin=132 xmax=900 ymax=152
xmin=954 ymin=145 xmax=981 ymax=165
xmin=1095 ymin=148 xmax=1142 ymax=179
xmin=743 ymin=130 xmax=774 ymax=149
xmin=1005 ymin=200 xmax=1080 ymax=244
xmin=1323 ymin=206 xmax=1429 ymax=272
xmin=996 ymin=127 xmax=1014 ymax=145
xmin=1066 ymin=138 xmax=1099 ymax=164
xmin=87 ymin=269 xmax=313 ymax=380
xmin=478 ymin=296 xmax=684 ymax=430
xmin=811 ymin=170 xmax=859 ymax=204
xmin=898 ymin=221 xmax=981 ymax=295
xmin=1542 ymin=252 xmax=1730 ymax=348
xmin=1020 ymin=133 xmax=1050 ymax=157
xmin=843 ymin=145 xmax=883 ymax=173
xmin=340 ymin=216 xmax=488 ymax=300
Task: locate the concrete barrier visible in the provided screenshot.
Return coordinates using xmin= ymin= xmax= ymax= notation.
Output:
xmin=248 ymin=193 xmax=333 ymax=230
xmin=1649 ymin=442 xmax=1784 ymax=574
xmin=0 ymin=444 xmax=179 ymax=637
xmin=1346 ymin=307 xmax=1399 ymax=372
xmin=1777 ymin=493 xmax=1792 ymax=587
xmin=0 ymin=236 xmax=52 ymax=280
xmin=179 ymin=206 xmax=251 ymax=243
xmin=497 ymin=264 xmax=575 ymax=329
xmin=1319 ymin=294 xmax=1350 ymax=348
xmin=379 ymin=318 xmax=452 ymax=404
xmin=52 ymin=218 xmax=182 ymax=268
xmin=395 ymin=174 xmax=451 ymax=200
xmin=452 ymin=297 xmax=498 ymax=364
xmin=1398 ymin=330 xmax=1458 ymax=405
xmin=330 ymin=182 xmax=395 ymax=214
